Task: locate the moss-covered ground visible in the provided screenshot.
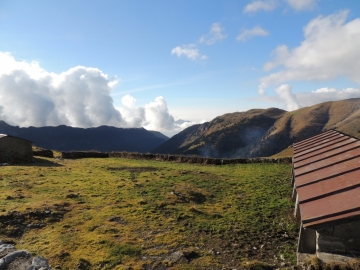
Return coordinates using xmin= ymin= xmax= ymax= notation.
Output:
xmin=0 ymin=157 xmax=298 ymax=269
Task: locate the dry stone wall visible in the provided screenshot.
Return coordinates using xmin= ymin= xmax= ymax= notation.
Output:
xmin=33 ymin=150 xmax=54 ymax=158
xmin=61 ymin=151 xmax=292 ymax=164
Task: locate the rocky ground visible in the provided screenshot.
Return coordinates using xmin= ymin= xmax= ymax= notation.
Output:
xmin=0 ymin=240 xmax=50 ymax=270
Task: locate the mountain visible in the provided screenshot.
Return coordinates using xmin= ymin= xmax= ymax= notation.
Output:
xmin=153 ymin=98 xmax=360 ymax=158
xmin=0 ymin=122 xmax=168 ymax=152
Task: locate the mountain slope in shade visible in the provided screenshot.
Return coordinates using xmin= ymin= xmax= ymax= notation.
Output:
xmin=153 ymin=98 xmax=360 ymax=158
xmin=153 ymin=107 xmax=286 ymax=157
xmin=0 ymin=122 xmax=168 ymax=153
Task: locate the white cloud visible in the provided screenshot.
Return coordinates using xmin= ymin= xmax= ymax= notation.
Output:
xmin=263 ymin=45 xmax=290 ymax=71
xmin=259 ymin=10 xmax=360 ymax=93
xmin=0 ymin=52 xmax=197 ymax=136
xmin=143 ymin=96 xmax=197 ymax=134
xmin=199 ymin=22 xmax=227 ymax=45
xmin=171 ymin=44 xmax=208 ymax=60
xmin=244 ymin=0 xmax=277 ymax=13
xmin=274 ymin=84 xmax=301 ymax=111
xmin=285 ymin=0 xmax=316 ymax=11
xmin=0 ymin=53 xmax=122 ymax=128
xmin=296 ymin=87 xmax=360 ymax=106
xmin=121 ymin=94 xmax=136 ymax=108
xmin=236 ymin=26 xmax=270 ymax=42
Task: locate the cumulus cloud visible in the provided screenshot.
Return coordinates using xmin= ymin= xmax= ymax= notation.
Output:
xmin=143 ymin=96 xmax=197 ymax=133
xmin=237 ymin=26 xmax=270 ymax=42
xmin=259 ymin=10 xmax=360 ymax=93
xmin=274 ymin=84 xmax=301 ymax=111
xmin=118 ymin=95 xmax=146 ymax=128
xmin=171 ymin=44 xmax=208 ymax=60
xmin=199 ymin=22 xmax=227 ymax=45
xmin=0 ymin=52 xmax=196 ymax=136
xmin=0 ymin=54 xmax=122 ymax=128
xmin=285 ymin=0 xmax=316 ymax=11
xmin=244 ymin=0 xmax=277 ymax=13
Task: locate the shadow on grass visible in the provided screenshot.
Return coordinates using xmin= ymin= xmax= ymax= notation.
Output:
xmin=18 ymin=157 xmax=64 ymax=167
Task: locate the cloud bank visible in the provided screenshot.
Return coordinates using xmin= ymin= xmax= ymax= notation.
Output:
xmin=262 ymin=85 xmax=360 ymax=112
xmin=297 ymin=87 xmax=360 ymax=107
xmin=259 ymin=10 xmax=360 ymax=93
xmin=0 ymin=52 xmax=195 ymax=136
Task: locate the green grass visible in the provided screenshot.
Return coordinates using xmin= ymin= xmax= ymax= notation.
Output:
xmin=0 ymin=157 xmax=297 ymax=269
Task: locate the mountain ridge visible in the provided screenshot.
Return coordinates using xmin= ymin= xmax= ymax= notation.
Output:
xmin=153 ymin=98 xmax=360 ymax=158
xmin=0 ymin=121 xmax=168 ymax=153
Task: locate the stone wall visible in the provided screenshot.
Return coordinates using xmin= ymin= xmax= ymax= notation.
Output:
xmin=61 ymin=151 xmax=109 ymax=159
xmin=33 ymin=150 xmax=54 ymax=158
xmin=61 ymin=151 xmax=292 ymax=164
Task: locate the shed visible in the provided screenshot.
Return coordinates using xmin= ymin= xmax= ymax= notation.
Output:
xmin=0 ymin=134 xmax=33 ymax=163
xmin=292 ymin=129 xmax=360 ymax=265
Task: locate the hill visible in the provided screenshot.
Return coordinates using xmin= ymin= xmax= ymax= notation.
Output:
xmin=0 ymin=121 xmax=168 ymax=153
xmin=153 ymin=98 xmax=360 ymax=158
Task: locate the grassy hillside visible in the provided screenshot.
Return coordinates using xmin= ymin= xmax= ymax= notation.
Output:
xmin=154 ymin=108 xmax=285 ymax=158
xmin=154 ymin=98 xmax=360 ymax=158
xmin=0 ymin=157 xmax=297 ymax=270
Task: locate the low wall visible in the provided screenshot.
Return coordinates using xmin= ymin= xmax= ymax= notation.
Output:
xmin=61 ymin=151 xmax=109 ymax=159
xmin=61 ymin=151 xmax=292 ymax=165
xmin=33 ymin=149 xmax=54 ymax=158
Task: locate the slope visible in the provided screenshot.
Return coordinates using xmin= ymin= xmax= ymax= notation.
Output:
xmin=153 ymin=108 xmax=286 ymax=158
xmin=154 ymin=98 xmax=360 ymax=158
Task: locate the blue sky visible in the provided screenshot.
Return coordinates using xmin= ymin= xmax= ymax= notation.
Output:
xmin=1 ymin=0 xmax=360 ymax=136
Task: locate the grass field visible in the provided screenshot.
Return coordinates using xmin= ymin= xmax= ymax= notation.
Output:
xmin=0 ymin=156 xmax=297 ymax=269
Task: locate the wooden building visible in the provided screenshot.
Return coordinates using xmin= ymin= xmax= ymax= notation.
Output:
xmin=0 ymin=134 xmax=33 ymax=163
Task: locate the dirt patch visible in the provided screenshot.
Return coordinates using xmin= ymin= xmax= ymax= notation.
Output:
xmin=0 ymin=203 xmax=72 ymax=238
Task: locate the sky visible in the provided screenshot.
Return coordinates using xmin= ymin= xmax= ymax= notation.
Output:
xmin=0 ymin=0 xmax=360 ymax=136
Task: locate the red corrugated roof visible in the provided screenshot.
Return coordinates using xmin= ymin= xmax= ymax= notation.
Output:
xmin=293 ymin=130 xmax=360 ymax=228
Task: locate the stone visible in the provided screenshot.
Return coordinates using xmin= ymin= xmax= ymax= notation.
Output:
xmin=28 ymin=256 xmax=51 ymax=269
xmin=4 ymin=250 xmax=31 ymax=264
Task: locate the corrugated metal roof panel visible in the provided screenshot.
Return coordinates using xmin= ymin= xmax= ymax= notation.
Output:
xmin=303 ymin=210 xmax=360 ymax=228
xmin=297 ymin=169 xmax=360 ymax=203
xmin=293 ymin=138 xmax=358 ymax=167
xmin=293 ymin=129 xmax=360 ymax=229
xmin=294 ymin=135 xmax=349 ymax=160
xmin=293 ymin=130 xmax=336 ymax=148
xmin=295 ymin=156 xmax=360 ymax=187
xmin=300 ymin=187 xmax=360 ymax=225
xmin=294 ymin=131 xmax=340 ymax=152
xmin=294 ymin=147 xmax=360 ymax=177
